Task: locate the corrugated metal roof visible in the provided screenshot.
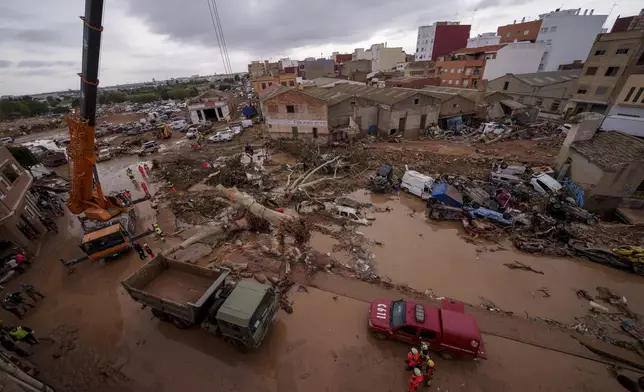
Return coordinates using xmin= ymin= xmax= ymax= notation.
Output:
xmin=301 ymin=87 xmax=352 ymax=106
xmin=512 ymin=70 xmax=580 ymax=87
xmin=325 ymin=84 xmax=423 ymax=105
xmin=499 ymin=99 xmax=526 ymax=109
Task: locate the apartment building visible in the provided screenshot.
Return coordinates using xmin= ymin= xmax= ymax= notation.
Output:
xmin=602 ymin=73 xmax=644 ymax=137
xmin=571 ymin=30 xmax=644 ymax=114
xmin=404 ymin=61 xmax=435 ymax=78
xmin=536 ymin=8 xmax=607 ymax=72
xmin=372 ymin=45 xmax=406 ymax=72
xmin=252 ymin=73 xmax=297 ymax=94
xmin=497 ymin=18 xmax=542 ymax=43
xmin=483 ymin=41 xmax=546 ymax=80
xmin=0 ymin=148 xmax=47 ymax=254
xmin=467 ymin=33 xmax=501 ymax=48
xmin=415 ymin=22 xmax=471 ymax=61
xmin=340 ymin=60 xmax=372 ymax=78
xmin=611 ymin=10 xmax=644 ymax=33
xmin=248 ymin=61 xmax=266 ymax=78
xmin=436 ymin=45 xmax=504 ymax=88
xmin=352 ymin=43 xmax=385 ymax=61
xmin=298 ymin=58 xmax=334 ymax=80
xmin=279 ymin=58 xmax=299 ymax=69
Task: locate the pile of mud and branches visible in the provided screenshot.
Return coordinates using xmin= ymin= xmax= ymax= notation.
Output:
xmin=167 ymin=191 xmax=232 ymax=225
xmin=154 ymin=156 xmax=213 ymax=190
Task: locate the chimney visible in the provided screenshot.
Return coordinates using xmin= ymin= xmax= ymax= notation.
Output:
xmin=513 ymin=20 xmax=516 ymax=24
xmin=577 ymin=8 xmax=581 ymax=15
xmin=521 ymin=17 xmax=525 ymax=23
xmin=590 ymin=9 xmax=594 ymax=15
xmin=583 ymin=9 xmax=588 ymax=15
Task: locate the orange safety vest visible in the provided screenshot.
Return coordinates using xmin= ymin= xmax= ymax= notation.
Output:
xmin=407 ymin=352 xmax=420 ymax=366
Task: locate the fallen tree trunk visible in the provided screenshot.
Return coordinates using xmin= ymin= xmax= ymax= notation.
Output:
xmin=166 ymin=218 xmax=249 ymax=255
xmin=214 ymin=184 xmax=293 ymax=226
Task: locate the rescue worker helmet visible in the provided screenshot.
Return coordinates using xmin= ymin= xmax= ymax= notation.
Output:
xmin=411 ymin=348 xmax=418 ymax=355
xmin=413 ymin=368 xmax=421 ymax=376
xmin=420 ymin=342 xmax=429 ymax=351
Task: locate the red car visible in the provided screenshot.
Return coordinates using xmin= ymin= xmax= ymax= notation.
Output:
xmin=368 ymin=298 xmax=486 ymax=360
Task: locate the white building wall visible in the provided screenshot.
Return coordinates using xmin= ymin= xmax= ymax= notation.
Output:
xmin=416 ymin=25 xmax=436 ymax=61
xmin=373 ymin=47 xmax=406 ymax=72
xmin=279 ymin=58 xmax=298 ymax=68
xmin=483 ymin=42 xmax=546 ymax=81
xmin=536 ymin=9 xmax=607 ymax=72
xmin=467 ymin=33 xmax=501 ymax=48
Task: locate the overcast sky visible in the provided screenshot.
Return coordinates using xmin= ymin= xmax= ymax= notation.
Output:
xmin=0 ymin=0 xmax=641 ymax=95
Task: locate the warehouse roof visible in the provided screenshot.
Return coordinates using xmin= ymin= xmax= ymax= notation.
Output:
xmin=323 ymin=84 xmax=428 ymax=105
xmin=510 ymin=70 xmax=581 ymax=87
xmin=301 ymin=87 xmax=353 ymax=106
xmin=258 ymin=84 xmax=288 ymax=100
xmin=571 ymin=131 xmax=644 ymax=170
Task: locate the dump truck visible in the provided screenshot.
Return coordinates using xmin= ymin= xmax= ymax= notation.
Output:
xmin=122 ymin=254 xmax=280 ymax=350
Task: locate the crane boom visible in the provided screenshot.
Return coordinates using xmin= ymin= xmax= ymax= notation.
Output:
xmin=66 ymin=0 xmax=129 ymax=221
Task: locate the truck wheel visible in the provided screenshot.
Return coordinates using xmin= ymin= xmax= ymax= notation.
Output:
xmin=151 ymin=309 xmax=170 ymax=322
xmin=170 ymin=316 xmax=192 ymax=329
xmin=372 ymin=332 xmax=388 ymax=340
xmin=439 ymin=351 xmax=454 ymax=360
xmin=230 ymin=339 xmax=249 ymax=352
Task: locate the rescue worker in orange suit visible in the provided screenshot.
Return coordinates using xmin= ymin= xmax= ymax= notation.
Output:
xmin=406 ymin=347 xmax=420 ymax=370
xmin=408 ymin=367 xmax=424 ymax=392
xmin=425 ymin=359 xmax=436 ymax=387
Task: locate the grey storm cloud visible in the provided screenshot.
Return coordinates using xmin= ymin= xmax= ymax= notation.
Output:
xmin=17 ymin=60 xmax=76 ymax=68
xmin=0 ymin=60 xmax=11 ymax=68
xmin=122 ymin=0 xmax=450 ymax=55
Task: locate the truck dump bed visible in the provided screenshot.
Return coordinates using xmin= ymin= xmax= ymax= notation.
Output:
xmin=122 ymin=254 xmax=229 ymax=324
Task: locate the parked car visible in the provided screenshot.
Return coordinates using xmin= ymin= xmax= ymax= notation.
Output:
xmin=138 ymin=141 xmax=160 ymax=155
xmin=400 ymin=170 xmax=434 ymax=200
xmin=231 ymin=125 xmax=243 ymax=135
xmin=186 ymin=129 xmax=197 ymax=139
xmin=217 ymin=130 xmax=234 ymax=142
xmin=0 ymin=137 xmax=15 ymax=145
xmin=368 ymin=298 xmax=486 ymax=360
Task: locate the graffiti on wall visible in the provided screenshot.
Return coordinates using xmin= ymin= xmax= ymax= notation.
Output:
xmin=564 ymin=177 xmax=585 ymax=207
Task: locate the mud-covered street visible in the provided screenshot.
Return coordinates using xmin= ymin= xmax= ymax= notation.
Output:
xmin=2 ymin=121 xmax=643 ymax=392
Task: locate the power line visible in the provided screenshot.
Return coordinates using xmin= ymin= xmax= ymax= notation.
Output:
xmin=211 ymin=0 xmax=232 ymax=74
xmin=206 ymin=0 xmax=229 ymax=74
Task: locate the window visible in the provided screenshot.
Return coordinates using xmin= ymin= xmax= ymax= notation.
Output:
xmin=268 ymin=124 xmax=272 ymax=128
xmin=550 ymin=99 xmax=561 ymax=111
xmin=397 ymin=326 xmax=417 ymax=336
xmin=535 ymin=98 xmax=543 ymax=106
xmin=268 ymin=82 xmax=273 ymax=86
xmin=281 ymin=82 xmax=287 ymax=86
xmin=505 ymin=32 xmax=510 ymax=38
xmin=538 ymin=64 xmax=544 ymax=71
xmin=624 ymin=87 xmax=636 ymax=102
xmin=594 ymin=49 xmax=606 ymax=56
xmin=542 ymin=27 xmax=549 ymax=33
xmin=350 ymin=101 xmax=356 ymax=107
xmin=503 ymin=81 xmax=509 ymax=90
xmin=414 ymin=98 xmax=419 ymax=105
xmin=448 ymin=80 xmax=453 ymax=84
xmin=391 ymin=301 xmax=406 ymax=327
xmin=286 ymin=105 xmax=295 ymax=113
xmin=2 ymin=165 xmax=19 ymax=183
xmin=455 ymin=80 xmax=460 ymax=85
xmin=312 ymin=127 xmax=318 ymax=139
xmin=616 ymin=48 xmax=629 ymax=55
xmin=420 ymin=329 xmax=437 ymax=340
xmin=289 ymin=80 xmax=295 ymax=87
xmin=291 ymin=126 xmax=298 ymax=138
xmin=634 ymin=88 xmax=644 ymax=103
xmin=585 ymin=67 xmax=598 ymax=76
xmin=261 ymin=82 xmax=267 ymax=89
xmin=462 ymin=80 xmax=469 ymax=87
xmin=546 ymin=39 xmax=552 ymax=45
xmin=550 ymin=26 xmax=557 ymax=32
xmin=457 ymin=68 xmax=462 ymax=73
xmin=577 ymin=87 xmax=588 ymax=94
xmin=605 ymin=67 xmax=619 ymax=76
xmin=595 ymin=86 xmax=608 ymax=96
xmin=524 ymin=30 xmax=530 ymax=35
xmin=450 ymin=69 xmax=455 ymax=73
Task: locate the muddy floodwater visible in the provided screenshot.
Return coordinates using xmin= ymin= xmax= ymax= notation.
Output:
xmin=310 ymin=190 xmax=644 ymax=323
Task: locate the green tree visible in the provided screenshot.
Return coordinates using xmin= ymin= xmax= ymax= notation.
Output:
xmin=18 ymin=103 xmax=31 ymax=116
xmin=7 ymin=146 xmax=40 ymax=171
xmin=234 ymin=74 xmax=240 ymax=82
xmin=168 ymin=88 xmax=189 ymax=100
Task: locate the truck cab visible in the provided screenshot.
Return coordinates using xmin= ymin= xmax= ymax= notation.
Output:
xmin=202 ymin=280 xmax=279 ymax=350
xmin=368 ymin=298 xmax=486 ymax=360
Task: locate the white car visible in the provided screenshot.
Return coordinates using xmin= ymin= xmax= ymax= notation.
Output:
xmin=186 ymin=129 xmax=197 ymax=139
xmin=218 ymin=130 xmax=234 ymax=142
xmin=231 ymin=125 xmax=243 ymax=135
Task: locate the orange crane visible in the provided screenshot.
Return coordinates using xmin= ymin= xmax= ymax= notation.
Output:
xmin=61 ymin=0 xmax=153 ymax=270
xmin=66 ymin=0 xmax=131 ymax=221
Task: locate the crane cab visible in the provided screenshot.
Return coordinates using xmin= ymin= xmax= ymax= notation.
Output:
xmin=80 ymin=223 xmax=131 ymax=261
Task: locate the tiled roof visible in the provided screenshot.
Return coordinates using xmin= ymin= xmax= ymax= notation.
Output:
xmin=571 ymin=131 xmax=644 ymax=170
xmin=511 ymin=70 xmax=580 ymax=87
